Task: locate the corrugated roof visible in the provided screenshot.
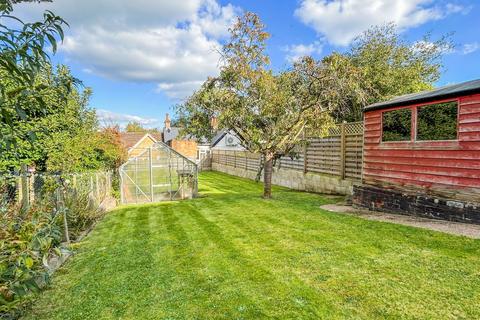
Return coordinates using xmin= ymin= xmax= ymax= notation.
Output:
xmin=365 ymin=78 xmax=480 ymax=111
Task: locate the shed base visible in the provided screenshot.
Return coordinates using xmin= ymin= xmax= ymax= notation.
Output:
xmin=353 ymin=185 xmax=480 ymax=224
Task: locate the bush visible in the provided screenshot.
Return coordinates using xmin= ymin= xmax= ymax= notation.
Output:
xmin=0 ymin=172 xmax=111 ymax=318
xmin=0 ymin=203 xmax=63 ymax=317
xmin=62 ymin=185 xmax=104 ymax=240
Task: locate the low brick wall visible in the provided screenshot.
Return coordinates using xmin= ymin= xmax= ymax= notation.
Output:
xmin=212 ymin=163 xmax=353 ymax=195
xmin=353 ymin=185 xmax=480 ymax=224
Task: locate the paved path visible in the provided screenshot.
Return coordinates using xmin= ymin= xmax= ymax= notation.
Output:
xmin=321 ymin=204 xmax=480 ymax=239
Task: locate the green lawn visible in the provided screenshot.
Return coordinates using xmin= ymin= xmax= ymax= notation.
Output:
xmin=26 ymin=172 xmax=480 ymax=319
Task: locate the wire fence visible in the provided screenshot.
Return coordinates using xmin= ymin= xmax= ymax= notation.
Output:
xmin=0 ymin=171 xmax=114 ymax=242
xmin=1 ymin=170 xmax=116 ymax=316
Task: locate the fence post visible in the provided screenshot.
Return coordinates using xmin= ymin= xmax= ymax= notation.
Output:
xmin=95 ymin=172 xmax=100 ymax=201
xmin=16 ymin=176 xmax=22 ymax=205
xmin=29 ymin=174 xmax=35 ymax=204
xmin=340 ymin=122 xmax=346 ymax=180
xmin=56 ymin=187 xmax=70 ymax=244
xmin=90 ymin=175 xmax=94 ymax=199
xmin=303 ymin=129 xmax=308 ymax=174
xmin=20 ymin=164 xmax=29 ymax=210
xmin=149 ymin=147 xmax=154 ymax=202
xmin=234 ymin=151 xmax=237 ymax=168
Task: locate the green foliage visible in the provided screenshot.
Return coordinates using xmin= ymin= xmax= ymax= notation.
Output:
xmin=0 ymin=201 xmax=63 ymax=315
xmin=325 ymin=23 xmax=451 ymax=122
xmin=382 ymin=108 xmax=412 ymax=142
xmin=0 ymin=172 xmax=109 ymax=317
xmin=125 ymin=121 xmax=161 ymax=135
xmin=0 ymin=65 xmax=125 ymax=173
xmin=125 ymin=121 xmax=146 ymax=133
xmin=417 ymin=102 xmax=458 ymax=141
xmin=0 ymin=0 xmax=68 ymax=149
xmin=0 ymin=2 xmax=120 ymax=173
xmin=177 ymin=13 xmax=360 ymax=196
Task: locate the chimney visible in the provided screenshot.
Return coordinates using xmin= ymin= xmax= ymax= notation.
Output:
xmin=164 ymin=113 xmax=171 ymax=130
xmin=210 ymin=116 xmax=218 ymax=130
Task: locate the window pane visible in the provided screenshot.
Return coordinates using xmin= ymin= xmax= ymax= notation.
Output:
xmin=417 ymin=102 xmax=458 ymax=141
xmin=382 ymin=109 xmax=412 ymax=142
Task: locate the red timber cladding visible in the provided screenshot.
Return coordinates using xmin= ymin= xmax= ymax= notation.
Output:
xmin=362 ymin=93 xmax=480 ymax=193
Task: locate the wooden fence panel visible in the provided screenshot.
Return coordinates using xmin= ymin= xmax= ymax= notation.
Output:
xmin=211 ymin=121 xmax=364 ymax=180
xmin=306 ymin=136 xmax=342 ymax=175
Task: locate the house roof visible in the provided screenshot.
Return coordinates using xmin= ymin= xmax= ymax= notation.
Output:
xmin=119 ymin=132 xmax=162 ymax=149
xmin=210 ymin=129 xmax=228 ymax=147
xmin=365 ymin=78 xmax=480 ymax=112
xmin=163 ymin=127 xmax=180 ymax=143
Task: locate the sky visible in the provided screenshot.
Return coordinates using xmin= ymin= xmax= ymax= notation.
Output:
xmin=13 ymin=0 xmax=480 ymax=129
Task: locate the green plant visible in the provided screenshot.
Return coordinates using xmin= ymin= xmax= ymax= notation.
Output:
xmin=0 ymin=204 xmax=63 ymax=315
xmin=62 ymin=185 xmax=104 ymax=240
xmin=177 ymin=12 xmax=354 ymax=198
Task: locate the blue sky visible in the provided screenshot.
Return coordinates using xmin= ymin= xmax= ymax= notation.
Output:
xmin=14 ymin=0 xmax=480 ymax=129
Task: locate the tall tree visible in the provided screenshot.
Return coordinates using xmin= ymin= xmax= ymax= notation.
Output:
xmin=0 ymin=65 xmax=124 ymax=173
xmin=125 ymin=121 xmax=147 ymax=133
xmin=0 ymin=0 xmax=68 ymax=150
xmin=177 ymin=13 xmax=361 ymax=198
xmin=325 ymin=24 xmax=451 ymax=122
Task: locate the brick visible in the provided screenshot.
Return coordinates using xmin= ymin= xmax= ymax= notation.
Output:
xmin=353 ymin=185 xmax=480 ymax=224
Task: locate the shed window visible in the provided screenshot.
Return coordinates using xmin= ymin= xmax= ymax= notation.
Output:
xmin=382 ymin=109 xmax=412 ymax=142
xmin=416 ymin=102 xmax=458 ymax=141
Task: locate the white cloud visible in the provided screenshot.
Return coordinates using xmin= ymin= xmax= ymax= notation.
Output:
xmin=412 ymin=40 xmax=454 ymax=55
xmin=295 ymin=0 xmax=467 ymax=46
xmin=156 ymin=81 xmax=205 ymax=99
xmin=462 ymin=42 xmax=480 ymax=55
xmin=96 ymin=109 xmax=158 ymax=127
xmin=14 ymin=0 xmax=240 ymax=99
xmin=283 ymin=41 xmax=323 ymax=63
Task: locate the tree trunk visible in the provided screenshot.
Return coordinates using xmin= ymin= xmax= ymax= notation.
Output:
xmin=263 ymin=154 xmax=273 ymax=199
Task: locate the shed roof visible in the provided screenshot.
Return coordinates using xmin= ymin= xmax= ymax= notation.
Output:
xmin=365 ymin=78 xmax=480 ymax=112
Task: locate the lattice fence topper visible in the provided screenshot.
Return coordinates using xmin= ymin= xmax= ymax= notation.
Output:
xmin=119 ymin=142 xmax=198 ymax=204
xmin=344 ymin=121 xmax=364 ymax=135
xmin=212 ymin=121 xmax=364 ymax=181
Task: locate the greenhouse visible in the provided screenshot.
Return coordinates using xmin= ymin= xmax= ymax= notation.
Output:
xmin=119 ymin=142 xmax=198 ymax=204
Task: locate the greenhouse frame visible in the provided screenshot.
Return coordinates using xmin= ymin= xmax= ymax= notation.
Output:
xmin=119 ymin=142 xmax=198 ymax=204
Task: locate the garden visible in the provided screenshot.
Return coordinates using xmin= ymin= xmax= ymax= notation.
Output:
xmin=2 ymin=1 xmax=479 ymax=319
xmin=23 ymin=172 xmax=480 ymax=319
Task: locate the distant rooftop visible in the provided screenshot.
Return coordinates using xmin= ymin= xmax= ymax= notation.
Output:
xmin=119 ymin=132 xmax=162 ymax=148
xmin=365 ymin=79 xmax=480 ymax=111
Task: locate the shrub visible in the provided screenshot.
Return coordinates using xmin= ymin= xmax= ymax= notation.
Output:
xmin=0 ymin=172 xmax=111 ymax=318
xmin=0 ymin=203 xmax=63 ymax=316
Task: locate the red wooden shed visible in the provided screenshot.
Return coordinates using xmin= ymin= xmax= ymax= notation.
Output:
xmin=353 ymin=79 xmax=480 ymax=223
